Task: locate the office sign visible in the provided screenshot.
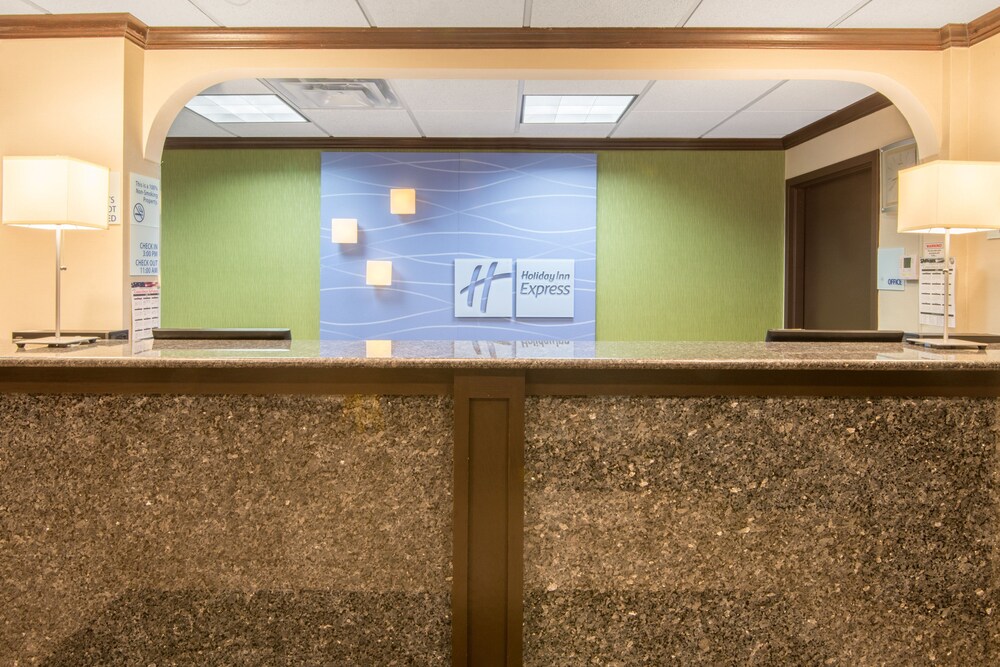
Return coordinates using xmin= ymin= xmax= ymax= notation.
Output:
xmin=129 ymin=173 xmax=160 ymax=276
xmin=516 ymin=259 xmax=575 ymax=318
xmin=454 ymin=258 xmax=513 ymax=317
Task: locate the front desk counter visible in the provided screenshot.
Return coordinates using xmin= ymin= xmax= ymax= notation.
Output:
xmin=1 ymin=340 xmax=998 ymax=666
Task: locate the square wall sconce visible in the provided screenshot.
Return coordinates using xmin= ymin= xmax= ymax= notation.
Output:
xmin=331 ymin=218 xmax=358 ymax=244
xmin=390 ymin=188 xmax=416 ymax=215
xmin=366 ymin=339 xmax=392 ymax=358
xmin=366 ymin=260 xmax=392 ymax=286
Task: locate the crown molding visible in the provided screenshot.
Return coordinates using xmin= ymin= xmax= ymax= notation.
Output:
xmin=968 ymin=5 xmax=1000 ymax=46
xmin=0 ymin=13 xmax=147 ymax=48
xmin=5 ymin=10 xmax=1000 ymax=51
xmin=143 ymin=26 xmax=947 ymax=51
xmin=162 ymin=136 xmax=785 ymax=151
xmin=782 ymin=93 xmax=893 ymax=149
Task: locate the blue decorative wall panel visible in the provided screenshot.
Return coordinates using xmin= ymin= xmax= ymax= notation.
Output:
xmin=319 ymin=152 xmax=596 ymax=340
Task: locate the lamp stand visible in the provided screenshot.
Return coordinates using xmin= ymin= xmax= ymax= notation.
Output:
xmin=907 ymin=229 xmax=986 ymax=350
xmin=15 ymin=228 xmax=98 ymax=349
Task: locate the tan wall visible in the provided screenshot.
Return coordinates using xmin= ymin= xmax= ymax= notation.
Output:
xmin=0 ymin=38 xmax=129 ymax=342
xmin=966 ymin=36 xmax=1000 ymax=334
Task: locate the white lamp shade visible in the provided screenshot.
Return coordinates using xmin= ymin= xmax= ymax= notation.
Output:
xmin=897 ymin=160 xmax=1000 ymax=234
xmin=331 ymin=217 xmax=358 ymax=243
xmin=390 ymin=188 xmax=416 ymax=215
xmin=366 ymin=260 xmax=392 ymax=286
xmin=2 ymin=156 xmax=109 ymax=230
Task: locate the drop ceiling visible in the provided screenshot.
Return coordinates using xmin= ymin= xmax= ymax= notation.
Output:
xmin=2 ymin=0 xmax=996 ymax=29
xmin=171 ymin=77 xmax=876 ymax=140
xmin=5 ymin=0 xmax=997 ymax=140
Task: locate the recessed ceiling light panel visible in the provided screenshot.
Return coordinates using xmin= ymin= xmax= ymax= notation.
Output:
xmin=521 ymin=94 xmax=636 ymax=124
xmin=184 ymin=95 xmax=306 ymax=123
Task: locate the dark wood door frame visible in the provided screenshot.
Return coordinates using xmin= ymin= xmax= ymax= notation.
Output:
xmin=784 ymin=150 xmax=880 ymax=328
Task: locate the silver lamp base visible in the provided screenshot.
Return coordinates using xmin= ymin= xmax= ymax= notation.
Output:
xmin=15 ymin=335 xmax=99 ymax=349
xmin=906 ymin=337 xmax=987 ymax=350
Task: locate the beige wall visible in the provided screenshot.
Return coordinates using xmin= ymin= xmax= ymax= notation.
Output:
xmin=0 ymin=38 xmax=129 ymax=342
xmin=966 ymin=36 xmax=1000 ymax=334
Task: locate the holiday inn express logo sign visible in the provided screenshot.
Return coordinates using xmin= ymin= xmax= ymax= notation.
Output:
xmin=454 ymin=258 xmax=575 ymax=319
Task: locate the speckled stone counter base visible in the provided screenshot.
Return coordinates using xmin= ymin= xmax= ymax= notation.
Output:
xmin=524 ymin=396 xmax=999 ymax=666
xmin=0 ymin=394 xmax=452 ymax=665
xmin=43 ymin=589 xmax=448 ymax=666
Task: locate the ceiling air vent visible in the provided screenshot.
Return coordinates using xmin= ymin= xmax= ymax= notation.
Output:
xmin=266 ymin=79 xmax=401 ymax=110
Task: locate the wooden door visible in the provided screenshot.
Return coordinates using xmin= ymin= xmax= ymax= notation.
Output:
xmin=785 ymin=151 xmax=879 ymax=329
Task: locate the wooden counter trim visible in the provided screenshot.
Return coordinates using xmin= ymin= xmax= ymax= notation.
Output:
xmin=524 ymin=367 xmax=1000 ymax=397
xmin=1 ymin=364 xmax=997 ymax=398
xmin=0 ymin=365 xmax=454 ymax=396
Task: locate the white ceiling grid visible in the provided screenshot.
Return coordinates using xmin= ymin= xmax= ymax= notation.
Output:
xmin=684 ymin=0 xmax=866 ymax=28
xmin=5 ymin=0 xmax=997 ymax=28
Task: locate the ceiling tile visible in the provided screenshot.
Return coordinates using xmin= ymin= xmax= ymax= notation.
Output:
xmin=391 ymin=80 xmax=517 ymax=112
xmin=362 ymin=0 xmax=524 ymax=27
xmin=636 ymin=80 xmax=781 ymax=113
xmin=530 ymin=0 xmax=700 ymax=27
xmin=522 ymin=80 xmax=649 ymax=95
xmin=225 ymin=122 xmax=329 ymax=138
xmin=516 ymin=123 xmax=615 ymax=138
xmin=685 ymin=0 xmax=863 ymax=27
xmin=167 ymin=108 xmax=237 ymax=138
xmin=201 ymin=79 xmax=274 ymax=96
xmin=415 ymin=111 xmax=515 ymax=137
xmin=749 ymin=80 xmax=875 ymax=112
xmin=306 ymin=109 xmax=420 ymax=137
xmin=613 ymin=111 xmax=733 ymax=138
xmin=0 ymin=0 xmax=42 ymax=14
xmin=33 ymin=1 xmax=217 ymax=26
xmin=187 ymin=0 xmax=367 ymax=27
xmin=704 ymin=110 xmax=829 ymax=138
xmin=838 ymin=0 xmax=1000 ymax=28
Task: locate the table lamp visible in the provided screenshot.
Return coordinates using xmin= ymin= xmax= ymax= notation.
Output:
xmin=2 ymin=156 xmax=110 ymax=347
xmin=897 ymin=160 xmax=1000 ymax=349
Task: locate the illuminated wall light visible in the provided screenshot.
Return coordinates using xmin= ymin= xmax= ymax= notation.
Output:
xmin=366 ymin=260 xmax=393 ymax=286
xmin=390 ymin=188 xmax=416 ymax=215
xmin=331 ymin=218 xmax=358 ymax=243
xmin=365 ymin=339 xmax=392 ymax=358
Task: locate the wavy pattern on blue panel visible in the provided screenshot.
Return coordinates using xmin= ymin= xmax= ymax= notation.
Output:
xmin=319 ymin=152 xmax=596 ymax=341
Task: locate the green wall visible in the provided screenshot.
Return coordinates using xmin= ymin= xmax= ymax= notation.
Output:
xmin=161 ymin=150 xmax=320 ymax=339
xmin=596 ymin=151 xmax=785 ymax=340
xmin=161 ymin=149 xmax=784 ymax=341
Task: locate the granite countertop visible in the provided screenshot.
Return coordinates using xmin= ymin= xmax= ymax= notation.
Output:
xmin=1 ymin=339 xmax=999 ymax=371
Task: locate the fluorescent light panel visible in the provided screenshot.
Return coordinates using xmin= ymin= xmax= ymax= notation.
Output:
xmin=521 ymin=95 xmax=635 ymax=124
xmin=185 ymin=95 xmax=306 ymax=123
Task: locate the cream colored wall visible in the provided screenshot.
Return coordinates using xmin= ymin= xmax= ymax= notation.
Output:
xmin=966 ymin=36 xmax=1000 ymax=334
xmin=785 ymin=107 xmax=928 ymax=332
xmin=0 ymin=38 xmax=129 ymax=342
